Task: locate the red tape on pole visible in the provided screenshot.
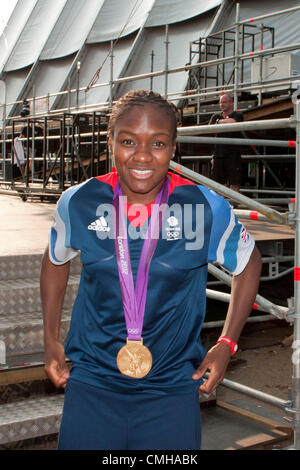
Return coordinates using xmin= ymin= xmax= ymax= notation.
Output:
xmin=294 ymin=267 xmax=300 ymax=281
xmin=250 ymin=211 xmax=259 ymax=220
xmin=288 ymin=140 xmax=296 ymax=147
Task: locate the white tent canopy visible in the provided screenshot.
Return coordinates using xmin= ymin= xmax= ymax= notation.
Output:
xmin=86 ymin=0 xmax=155 ymax=44
xmin=40 ymin=0 xmax=105 ymax=61
xmin=145 ymin=0 xmax=221 ymax=27
xmin=4 ymin=0 xmax=66 ymax=72
xmin=117 ymin=14 xmax=215 ymax=100
xmin=1 ymin=0 xmax=300 ymax=115
xmin=0 ymin=0 xmax=37 ymax=73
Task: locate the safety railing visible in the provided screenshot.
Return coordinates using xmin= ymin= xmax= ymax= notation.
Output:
xmin=0 ymin=113 xmax=109 ymax=196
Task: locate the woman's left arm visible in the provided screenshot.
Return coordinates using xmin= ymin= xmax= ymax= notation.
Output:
xmin=193 ymin=245 xmax=262 ymax=394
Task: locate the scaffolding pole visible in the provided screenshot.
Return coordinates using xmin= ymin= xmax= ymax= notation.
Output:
xmin=207 ymin=263 xmax=289 ymax=320
xmin=220 ymin=378 xmax=290 ymax=410
xmin=205 ymin=288 xmax=289 ymax=317
xmin=234 ymin=3 xmax=240 ymax=111
xmin=291 ymin=96 xmax=300 ymax=449
xmin=177 ymin=135 xmax=295 ymax=148
xmin=170 ymin=144 xmax=299 ymax=446
xmin=177 ymin=117 xmax=293 ymax=135
xmin=241 ymin=5 xmax=300 ymax=25
xmin=164 ymin=24 xmax=169 ymax=99
xmin=169 ymin=160 xmax=287 ymax=224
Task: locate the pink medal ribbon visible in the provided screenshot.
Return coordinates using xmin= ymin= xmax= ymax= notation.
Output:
xmin=113 ymin=176 xmax=170 ymax=341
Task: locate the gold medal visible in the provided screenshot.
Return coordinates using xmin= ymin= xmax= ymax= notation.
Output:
xmin=117 ymin=338 xmax=152 ymax=378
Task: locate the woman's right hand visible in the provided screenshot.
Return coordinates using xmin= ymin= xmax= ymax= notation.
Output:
xmin=44 ymin=339 xmax=70 ymax=389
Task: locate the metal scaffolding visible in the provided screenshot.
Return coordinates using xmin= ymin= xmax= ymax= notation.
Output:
xmin=0 ymin=3 xmax=298 ymax=201
xmin=0 ymin=4 xmax=299 ymax=121
xmin=0 ymin=112 xmax=109 ymax=198
xmin=167 ymin=85 xmax=300 ymax=447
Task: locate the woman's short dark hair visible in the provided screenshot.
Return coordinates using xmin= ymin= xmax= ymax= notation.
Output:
xmin=108 ymin=89 xmax=179 ymax=140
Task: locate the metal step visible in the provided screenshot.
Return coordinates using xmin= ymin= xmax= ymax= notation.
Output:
xmin=0 ymin=394 xmax=64 ymax=445
xmin=0 ymin=252 xmax=79 ymax=447
xmin=0 ymin=311 xmax=71 ymax=358
xmin=0 ymin=275 xmax=80 ymax=315
xmin=0 ymin=253 xmax=82 ymax=281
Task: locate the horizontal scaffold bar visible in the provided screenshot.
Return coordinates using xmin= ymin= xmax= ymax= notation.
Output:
xmin=233 ymin=209 xmax=280 ymax=221
xmin=221 ymin=378 xmax=290 ymax=409
xmin=177 ymin=135 xmax=295 ymax=148
xmin=182 ymin=155 xmax=295 ymax=161
xmin=177 ymin=118 xmax=294 ymax=136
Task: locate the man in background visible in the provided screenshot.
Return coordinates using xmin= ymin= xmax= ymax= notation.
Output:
xmin=209 ymin=93 xmax=244 ymax=192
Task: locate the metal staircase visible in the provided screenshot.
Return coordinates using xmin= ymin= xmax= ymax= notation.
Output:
xmin=0 ymin=253 xmax=81 ymax=448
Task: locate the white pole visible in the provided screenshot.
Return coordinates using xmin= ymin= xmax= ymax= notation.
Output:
xmin=234 ymin=3 xmax=240 ymax=111
xmin=0 ymin=81 xmax=6 ymax=180
xmin=164 ymin=24 xmax=169 ymax=99
xmin=291 ymin=92 xmax=300 ymax=449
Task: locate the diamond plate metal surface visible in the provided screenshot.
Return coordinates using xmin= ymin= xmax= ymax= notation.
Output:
xmin=0 ymin=311 xmax=71 ymax=357
xmin=0 ymin=395 xmax=64 ymax=445
xmin=0 ymin=254 xmax=82 ymax=281
xmin=0 ymin=253 xmax=81 ymax=446
xmin=0 ymin=275 xmax=80 ymax=314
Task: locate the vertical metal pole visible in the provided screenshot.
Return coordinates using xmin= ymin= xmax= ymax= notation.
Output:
xmin=164 ymin=24 xmax=169 ymax=99
xmin=150 ymin=50 xmax=154 ymax=91
xmin=91 ymin=112 xmax=95 ymax=178
xmin=241 ymin=24 xmax=245 ymax=84
xmin=2 ymin=102 xmax=6 ymax=181
xmin=25 ymin=119 xmax=30 ymax=188
xmin=76 ymin=61 xmax=81 ymax=109
xmin=197 ymin=39 xmax=201 ymax=125
xmin=204 ymin=38 xmax=208 ymax=91
xmin=11 ymin=120 xmax=15 ymax=185
xmin=108 ymin=40 xmax=114 ymax=173
xmin=258 ymin=24 xmax=264 ymax=107
xmin=196 ymin=85 xmax=201 ymax=125
xmin=32 ymin=119 xmax=35 ymax=183
xmin=234 ymin=2 xmax=240 ymax=111
xmin=43 ymin=117 xmax=47 ymax=188
xmin=96 ymin=115 xmax=100 ymax=176
xmin=71 ymin=118 xmax=75 ymax=186
xmin=32 ymin=87 xmax=35 ymax=184
xmin=0 ymin=80 xmax=6 ymax=181
xmin=32 ymin=86 xmax=36 ymax=116
xmin=292 ymin=98 xmax=300 ymax=449
xmin=109 ymin=40 xmax=114 ymax=109
xmin=68 ymin=76 xmax=71 ymax=112
xmin=222 ymin=31 xmax=226 ymax=87
xmin=60 ymin=116 xmax=65 ymax=190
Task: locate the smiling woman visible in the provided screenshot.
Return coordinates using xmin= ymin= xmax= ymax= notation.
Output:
xmin=41 ymin=88 xmax=262 ymax=450
xmin=108 ymin=92 xmax=177 ymax=204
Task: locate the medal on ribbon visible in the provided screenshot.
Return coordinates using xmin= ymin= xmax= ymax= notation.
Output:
xmin=113 ymin=177 xmax=170 ymax=378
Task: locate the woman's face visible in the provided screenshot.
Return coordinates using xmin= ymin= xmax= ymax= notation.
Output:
xmin=109 ymin=103 xmax=176 ymax=204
